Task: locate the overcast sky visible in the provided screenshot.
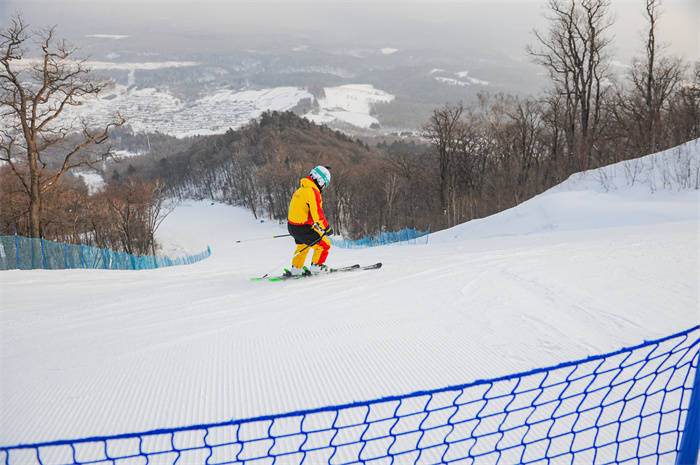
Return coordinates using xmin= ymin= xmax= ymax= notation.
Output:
xmin=2 ymin=0 xmax=697 ymax=61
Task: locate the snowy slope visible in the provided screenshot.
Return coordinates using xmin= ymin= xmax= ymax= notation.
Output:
xmin=305 ymin=84 xmax=395 ymax=128
xmin=434 ymin=139 xmax=700 ymax=241
xmin=1 ymin=141 xmax=698 ymax=446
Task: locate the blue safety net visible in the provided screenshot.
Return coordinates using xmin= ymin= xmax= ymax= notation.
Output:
xmin=332 ymin=228 xmax=430 ymax=249
xmin=1 ymin=326 xmax=698 ymax=465
xmin=0 ymin=235 xmax=211 ymax=271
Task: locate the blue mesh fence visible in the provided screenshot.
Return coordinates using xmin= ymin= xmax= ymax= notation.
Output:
xmin=1 ymin=326 xmax=698 ymax=465
xmin=331 ymin=227 xmax=430 ymax=249
xmin=0 ymin=235 xmax=211 ymax=271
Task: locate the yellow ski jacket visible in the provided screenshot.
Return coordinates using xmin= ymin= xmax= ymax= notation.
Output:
xmin=288 ymin=177 xmax=329 ymax=229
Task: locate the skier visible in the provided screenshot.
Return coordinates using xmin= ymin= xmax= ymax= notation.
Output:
xmin=284 ymin=165 xmax=333 ymax=277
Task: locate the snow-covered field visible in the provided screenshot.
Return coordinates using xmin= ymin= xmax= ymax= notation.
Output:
xmin=0 ymin=141 xmax=698 ymax=446
xmin=305 ymin=84 xmax=395 ymax=129
xmin=432 ymin=70 xmax=490 ymax=87
xmin=30 ymin=59 xmax=397 ymax=137
xmin=66 ymin=72 xmax=393 ymax=136
xmin=74 ymin=171 xmax=106 ymax=195
xmin=72 ymin=82 xmax=315 ymax=138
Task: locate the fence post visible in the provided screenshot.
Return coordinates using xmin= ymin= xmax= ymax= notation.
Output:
xmin=676 ymin=351 xmax=700 ymax=465
xmin=64 ymin=240 xmax=69 ymax=269
xmin=40 ymin=233 xmax=47 ymax=269
xmin=81 ymin=244 xmax=86 ymax=268
xmin=14 ymin=227 xmax=20 ymax=270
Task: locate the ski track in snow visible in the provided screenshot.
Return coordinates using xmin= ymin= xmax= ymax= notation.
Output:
xmin=1 ymin=142 xmax=699 ymax=445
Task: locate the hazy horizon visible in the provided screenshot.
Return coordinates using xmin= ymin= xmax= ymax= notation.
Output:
xmin=2 ymin=0 xmax=697 ymax=63
xmin=1 ymin=0 xmax=696 ymax=133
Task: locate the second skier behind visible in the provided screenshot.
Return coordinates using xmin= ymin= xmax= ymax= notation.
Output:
xmin=284 ymin=165 xmax=333 ymax=277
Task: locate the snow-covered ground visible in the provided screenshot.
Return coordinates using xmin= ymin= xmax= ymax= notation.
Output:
xmin=434 ymin=72 xmax=489 ymax=87
xmin=305 ymin=84 xmax=395 ymax=129
xmin=72 ymin=83 xmax=314 ymax=138
xmin=74 ymin=171 xmax=106 ymax=195
xmin=430 ymin=69 xmax=490 ymax=87
xmin=61 ymin=68 xmax=393 ymax=136
xmin=20 ymin=58 xmax=397 ymax=137
xmin=455 ymin=71 xmax=489 ymax=86
xmin=0 ymin=141 xmax=698 ymax=446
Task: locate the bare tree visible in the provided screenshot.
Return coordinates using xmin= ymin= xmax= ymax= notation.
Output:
xmin=666 ymin=63 xmax=700 ymax=145
xmin=0 ymin=15 xmax=124 ymax=238
xmin=103 ymin=179 xmax=174 ymax=256
xmin=629 ymin=0 xmax=683 ymax=153
xmin=423 ymin=103 xmax=464 ymax=227
xmin=529 ymin=0 xmax=613 ymax=170
xmin=506 ymin=97 xmax=547 ymax=204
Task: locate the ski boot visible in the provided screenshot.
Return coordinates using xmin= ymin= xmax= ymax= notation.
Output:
xmin=283 ymin=266 xmax=310 ymax=278
xmin=309 ymin=263 xmax=330 ymax=274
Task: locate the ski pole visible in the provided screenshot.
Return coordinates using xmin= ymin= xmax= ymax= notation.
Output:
xmin=259 ymin=232 xmax=328 ymax=279
xmin=292 ymin=232 xmax=326 ymax=258
xmin=235 ymin=234 xmax=291 ymax=243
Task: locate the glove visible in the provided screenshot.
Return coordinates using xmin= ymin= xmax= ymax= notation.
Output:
xmin=315 ymin=223 xmax=332 ymax=236
xmin=313 ymin=223 xmax=332 ymax=236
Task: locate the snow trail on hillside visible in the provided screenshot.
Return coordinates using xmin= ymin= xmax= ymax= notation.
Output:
xmin=0 ymin=141 xmax=698 ymax=445
xmin=305 ymin=84 xmax=394 ymax=128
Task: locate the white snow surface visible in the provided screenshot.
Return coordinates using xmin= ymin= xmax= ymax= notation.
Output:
xmin=305 ymin=84 xmax=395 ymax=128
xmin=70 ymin=85 xmax=314 ymax=138
xmin=455 ymin=71 xmax=490 ymax=86
xmin=1 ymin=141 xmax=699 ymax=445
xmin=431 ymin=70 xmax=490 ymax=87
xmin=435 ymin=75 xmax=489 ymax=87
xmin=74 ymin=171 xmax=106 ymax=195
xmin=53 ymin=78 xmax=393 ymax=137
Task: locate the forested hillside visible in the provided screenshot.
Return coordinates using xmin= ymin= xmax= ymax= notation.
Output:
xmin=126 ymin=111 xmax=436 ymax=239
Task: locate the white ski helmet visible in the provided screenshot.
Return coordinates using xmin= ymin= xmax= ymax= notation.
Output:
xmin=309 ymin=165 xmax=331 ymax=190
